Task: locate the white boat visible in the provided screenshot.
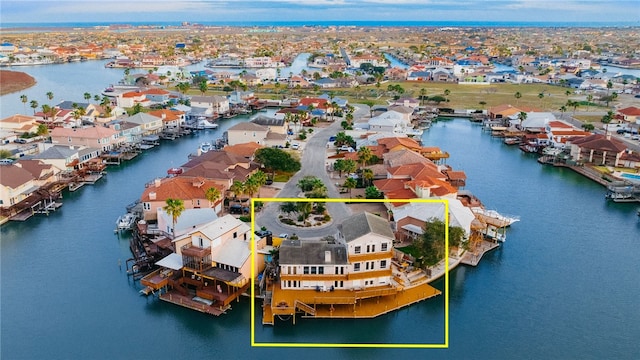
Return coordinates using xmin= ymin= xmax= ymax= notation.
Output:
xmin=199 ymin=142 xmax=212 ymax=153
xmin=116 ymin=213 xmax=137 ymax=231
xmin=197 ymin=119 xmax=218 ymax=129
xmin=471 ymin=208 xmax=520 ymax=226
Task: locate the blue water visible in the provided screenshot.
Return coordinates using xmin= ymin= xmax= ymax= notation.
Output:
xmin=1 ymin=66 xmax=640 ymax=358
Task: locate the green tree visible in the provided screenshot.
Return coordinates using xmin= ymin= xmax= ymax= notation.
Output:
xmin=341 ymin=159 xmax=357 ymax=177
xmin=362 ymin=168 xmax=374 ymax=187
xmin=254 ymin=148 xmax=301 ymax=178
xmin=0 ymin=149 xmax=12 ymax=159
xmin=20 ymin=94 xmax=28 ymax=114
xmin=29 ymin=100 xmax=38 ymax=115
xmin=413 ymin=217 xmax=446 ymax=267
xmin=230 ymin=180 xmax=246 ymax=200
xmin=514 ymin=91 xmax=522 ymax=104
xmin=357 ymin=146 xmax=373 ymax=168
xmin=36 ymin=123 xmax=49 ymax=136
xmin=601 ymin=110 xmax=614 ymax=136
xmin=130 ymin=103 xmax=143 ymax=115
xmin=365 ymin=186 xmax=382 ymax=199
xmin=205 ymin=186 xmax=221 ymax=212
xmin=199 ymin=80 xmax=208 ymax=95
xmin=163 ymin=198 xmax=185 ymax=238
xmin=280 ymin=202 xmax=297 ymax=216
xmin=582 ymin=123 xmax=595 ymax=132
xmin=343 ymin=177 xmax=357 ymax=198
xmin=243 ymin=177 xmax=260 ymax=198
xmin=362 ymin=99 xmax=375 ymax=118
xmin=84 ymin=92 xmax=91 ymax=102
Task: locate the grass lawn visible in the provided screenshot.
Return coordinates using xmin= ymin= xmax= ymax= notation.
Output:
xmin=273 ymin=172 xmax=294 ymax=182
xmin=396 ymin=244 xmax=420 ymax=258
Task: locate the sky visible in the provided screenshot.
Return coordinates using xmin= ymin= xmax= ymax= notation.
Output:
xmin=0 ymin=0 xmax=638 ymax=25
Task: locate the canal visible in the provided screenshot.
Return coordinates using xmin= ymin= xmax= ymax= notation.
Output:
xmin=1 ymin=113 xmax=639 ymax=358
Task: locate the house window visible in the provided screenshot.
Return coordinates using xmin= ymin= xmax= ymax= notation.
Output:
xmin=381 ymin=243 xmax=388 ymax=251
xmin=143 ymin=202 xmax=150 ymax=211
xmin=365 ymin=262 xmax=369 ymax=270
xmin=366 ymin=245 xmax=370 ymax=253
xmin=310 ymin=267 xmax=317 ymax=274
xmin=196 ymin=199 xmax=200 ymax=206
xmin=354 ymin=246 xmax=361 ymax=254
xmin=303 ymin=266 xmax=309 ymax=274
xmin=318 ymin=267 xmax=324 ymax=275
xmin=372 ymin=244 xmax=375 ymax=252
xmin=380 ymin=260 xmax=387 ymax=269
xmin=354 ymin=263 xmax=360 ymax=271
xmin=233 ymin=232 xmax=237 ymax=238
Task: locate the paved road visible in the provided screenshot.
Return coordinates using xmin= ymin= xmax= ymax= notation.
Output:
xmin=255 ymin=118 xmax=353 ymax=239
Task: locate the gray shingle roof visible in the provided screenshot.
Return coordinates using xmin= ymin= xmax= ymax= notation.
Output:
xmin=279 ymin=240 xmax=348 ymax=265
xmin=338 ymin=212 xmax=394 ymax=242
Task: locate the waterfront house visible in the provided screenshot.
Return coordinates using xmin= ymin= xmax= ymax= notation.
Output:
xmin=618 ymin=151 xmax=640 ymax=170
xmin=0 ymin=164 xmax=36 ymax=209
xmin=117 ymin=90 xmax=150 ymax=108
xmin=13 ymin=159 xmax=58 ymax=189
xmin=222 ymin=142 xmax=263 ymax=160
xmin=28 ymin=144 xmax=81 ymax=173
xmin=263 ymin=212 xmax=441 ymax=324
xmin=156 ymin=208 xmax=218 ymax=239
xmin=488 ymin=104 xmax=523 ymax=120
xmin=190 ymin=95 xmax=230 ymax=116
xmin=180 ymin=150 xmax=259 ymax=193
xmin=139 ymin=177 xmax=225 ymax=222
xmin=226 ymin=122 xmax=286 ymax=147
xmin=148 ymin=109 xmax=186 ymax=131
xmin=569 ymin=134 xmax=627 ymax=167
xmin=251 ymin=115 xmax=287 ymax=135
xmin=143 ymin=88 xmax=172 ymax=105
xmin=123 ymin=113 xmax=163 ymax=135
xmin=141 ymin=215 xmax=252 ymax=316
xmin=50 ymin=126 xmax=124 ymax=152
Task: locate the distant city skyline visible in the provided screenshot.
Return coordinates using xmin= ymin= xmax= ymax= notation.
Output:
xmin=1 ymin=0 xmax=639 ymax=25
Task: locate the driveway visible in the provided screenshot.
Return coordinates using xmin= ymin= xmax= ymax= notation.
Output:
xmin=256 ymin=119 xmax=352 ymax=239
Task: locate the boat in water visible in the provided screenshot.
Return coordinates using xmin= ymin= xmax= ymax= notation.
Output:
xmin=116 ymin=213 xmax=137 ymax=231
xmin=197 ymin=119 xmax=218 ymax=130
xmin=199 ymin=142 xmax=213 ymax=153
xmin=471 ymin=208 xmax=520 ymax=226
xmin=167 ymin=167 xmax=183 ymax=176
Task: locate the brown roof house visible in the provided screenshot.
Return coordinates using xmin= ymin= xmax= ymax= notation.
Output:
xmin=569 ymin=134 xmax=627 ymax=166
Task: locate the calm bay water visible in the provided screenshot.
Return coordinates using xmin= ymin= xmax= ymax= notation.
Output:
xmin=1 ymin=62 xmax=639 ymax=358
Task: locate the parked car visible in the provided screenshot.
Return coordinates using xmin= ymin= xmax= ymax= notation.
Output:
xmin=14 ymin=138 xmax=27 ymax=144
xmin=265 ymin=179 xmax=273 ymax=185
xmin=339 ymin=145 xmax=355 ymax=152
xmin=255 ymin=230 xmax=272 ymax=238
xmin=329 ymin=136 xmax=337 ymax=142
xmin=229 ymin=204 xmax=250 ymax=214
xmin=278 ymin=233 xmax=289 ymax=239
xmin=291 ymin=143 xmax=300 ymax=150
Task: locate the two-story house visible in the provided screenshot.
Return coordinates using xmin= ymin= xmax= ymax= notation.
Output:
xmin=140 ymin=215 xmax=252 ymax=316
xmin=50 ymin=126 xmax=125 ymax=152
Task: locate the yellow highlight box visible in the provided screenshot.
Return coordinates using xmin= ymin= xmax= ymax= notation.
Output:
xmin=250 ymin=197 xmax=449 ymax=348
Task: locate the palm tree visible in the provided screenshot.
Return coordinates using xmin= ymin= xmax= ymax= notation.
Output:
xmin=518 ymin=111 xmax=527 ymax=127
xmin=344 ymin=177 xmax=357 ymax=198
xmin=419 ymin=88 xmax=427 ymax=106
xmin=559 ymin=105 xmax=567 ymax=119
xmin=538 ymin=92 xmax=545 ymax=107
xmin=362 ymin=168 xmax=374 ymax=187
xmin=205 ymin=187 xmax=221 ymax=213
xmin=601 ymin=110 xmax=614 ymax=136
xmin=514 ymin=91 xmax=522 ymax=104
xmin=41 ymin=104 xmax=51 ymax=121
xmin=357 ymin=146 xmax=373 ymax=168
xmin=94 ymin=95 xmax=100 ymax=102
xmin=84 ymin=92 xmax=91 ymax=102
xmin=46 ymin=91 xmax=54 ymax=103
xmin=230 ymin=180 xmax=245 ymax=201
xmin=163 ymin=198 xmax=185 ymax=238
xmin=20 ymin=94 xmax=28 ymax=114
xmin=29 ymin=100 xmax=38 ymax=115
xmin=250 ymin=170 xmax=267 ymax=195
xmin=444 ymin=89 xmax=450 ymax=102
xmin=243 ymin=177 xmax=260 ymax=198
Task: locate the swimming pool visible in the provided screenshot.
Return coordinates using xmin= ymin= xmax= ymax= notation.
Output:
xmin=620 ymin=172 xmax=640 ymax=182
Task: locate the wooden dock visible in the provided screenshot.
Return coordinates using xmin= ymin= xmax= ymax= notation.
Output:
xmin=460 ymin=241 xmax=500 ymax=266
